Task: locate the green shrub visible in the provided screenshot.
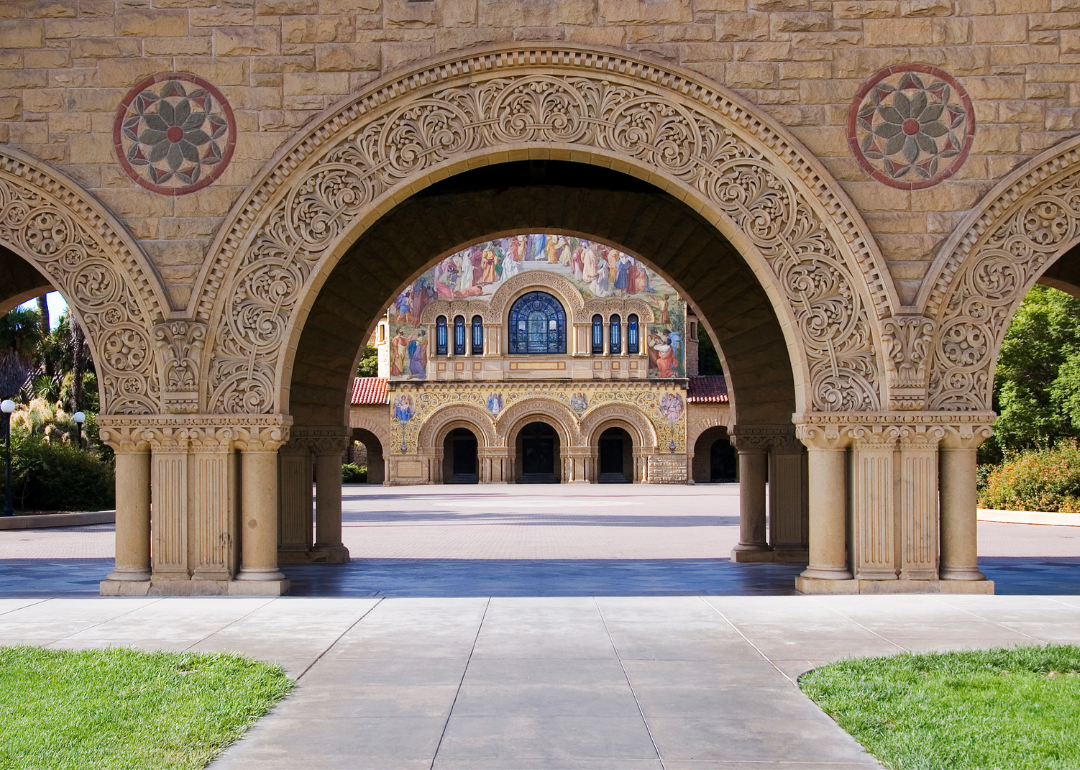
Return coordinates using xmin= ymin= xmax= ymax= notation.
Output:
xmin=979 ymin=442 xmax=1080 ymax=512
xmin=10 ymin=433 xmax=114 ymax=512
xmin=341 ymin=463 xmax=367 ymax=484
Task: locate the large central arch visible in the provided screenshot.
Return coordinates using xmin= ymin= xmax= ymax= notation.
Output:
xmin=196 ymin=45 xmax=892 ymax=420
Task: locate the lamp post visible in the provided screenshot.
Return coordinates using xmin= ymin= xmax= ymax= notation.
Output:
xmin=73 ymin=411 xmax=85 ymax=449
xmin=2 ymin=399 xmax=15 ymax=518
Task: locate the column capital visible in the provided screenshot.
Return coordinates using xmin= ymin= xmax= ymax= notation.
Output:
xmin=97 ymin=413 xmax=294 ymax=452
xmin=940 ymin=422 xmax=995 ymax=449
xmin=729 ymin=424 xmax=790 ymax=452
xmin=291 ymin=425 xmax=352 ymax=455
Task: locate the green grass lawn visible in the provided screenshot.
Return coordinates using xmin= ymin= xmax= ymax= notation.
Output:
xmin=800 ymin=644 xmax=1080 ymax=770
xmin=0 ymin=646 xmax=293 ymax=770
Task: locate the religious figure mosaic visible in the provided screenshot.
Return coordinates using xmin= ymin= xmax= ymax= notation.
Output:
xmin=113 ymin=73 xmax=236 ymax=196
xmin=848 ymin=64 xmax=974 ymax=190
xmin=389 ymin=235 xmax=685 ymax=381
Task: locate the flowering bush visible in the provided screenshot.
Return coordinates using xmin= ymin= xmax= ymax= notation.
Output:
xmin=341 ymin=463 xmax=367 ymax=484
xmin=979 ymin=442 xmax=1080 ymax=513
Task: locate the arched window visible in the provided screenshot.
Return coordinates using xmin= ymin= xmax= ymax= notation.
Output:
xmin=471 ymin=315 xmax=483 ymax=355
xmin=509 ymin=291 xmax=567 ymax=354
xmin=627 ymin=314 xmax=639 ymax=354
xmin=609 ymin=314 xmax=621 ymax=355
xmin=436 ymin=316 xmax=447 ymax=356
xmin=454 ymin=316 xmax=466 ymax=356
xmin=591 ymin=315 xmax=604 ymax=355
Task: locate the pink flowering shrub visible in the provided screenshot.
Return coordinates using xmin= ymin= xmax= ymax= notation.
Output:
xmin=979 ymin=442 xmax=1080 ymax=513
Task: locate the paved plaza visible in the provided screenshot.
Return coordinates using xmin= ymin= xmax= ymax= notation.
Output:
xmin=2 ymin=486 xmax=1080 ymax=767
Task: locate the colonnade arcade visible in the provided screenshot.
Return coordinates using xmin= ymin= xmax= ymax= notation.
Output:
xmin=5 ymin=46 xmax=1079 ymax=595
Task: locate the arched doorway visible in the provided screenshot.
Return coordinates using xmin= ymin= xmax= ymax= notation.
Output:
xmin=443 ymin=427 xmax=479 ymax=484
xmin=517 ymin=422 xmax=560 ymax=484
xmin=693 ymin=427 xmax=736 ymax=483
xmin=350 ymin=428 xmax=385 ymax=485
xmin=597 ymin=427 xmax=632 ymax=484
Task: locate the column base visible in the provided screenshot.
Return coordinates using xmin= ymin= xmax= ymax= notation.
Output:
xmin=940 ymin=567 xmax=988 ymax=581
xmin=731 ymin=544 xmax=774 ymax=562
xmin=235 ymin=567 xmax=287 ymax=582
xmin=100 ymin=578 xmax=290 ymax=596
xmin=104 ymin=567 xmax=151 ymax=582
xmin=799 ymin=565 xmax=854 ymax=581
xmin=772 ymin=548 xmax=809 ymax=563
xmin=796 ymin=577 xmax=995 ymax=595
xmin=312 ymin=544 xmax=351 ymax=564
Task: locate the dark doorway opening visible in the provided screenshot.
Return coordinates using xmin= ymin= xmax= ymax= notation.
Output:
xmin=519 ymin=422 xmax=558 ymax=484
xmin=598 ymin=427 xmax=632 ymax=483
xmin=444 ymin=428 xmax=478 ymax=484
xmin=710 ymin=438 xmax=737 ymax=482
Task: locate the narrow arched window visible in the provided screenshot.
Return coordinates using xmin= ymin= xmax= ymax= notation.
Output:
xmin=591 ymin=315 xmax=604 ymax=355
xmin=471 ymin=315 xmax=483 ymax=355
xmin=436 ymin=316 xmax=448 ymax=356
xmin=454 ymin=316 xmax=466 ymax=356
xmin=609 ymin=314 xmax=621 ymax=355
xmin=627 ymin=314 xmax=640 ymax=354
xmin=508 ymin=291 xmax=567 ymax=354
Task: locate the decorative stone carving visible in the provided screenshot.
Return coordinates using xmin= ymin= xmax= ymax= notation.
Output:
xmin=927 ymin=137 xmax=1080 ymax=411
xmin=495 ymin=397 xmax=581 ymax=449
xmin=0 ymin=146 xmax=167 ymax=415
xmin=881 ymin=315 xmax=935 ymax=411
xmin=417 ymin=404 xmax=498 ymax=448
xmin=153 ymin=321 xmax=206 ymax=414
xmin=200 ymin=46 xmax=887 ymax=416
xmin=579 ymin=402 xmax=658 ymax=448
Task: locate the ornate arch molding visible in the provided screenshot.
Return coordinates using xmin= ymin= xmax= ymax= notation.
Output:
xmin=0 ymin=146 xmax=170 ymax=414
xmin=688 ymin=415 xmax=732 ymax=453
xmin=486 ymin=269 xmax=585 ymax=325
xmin=583 ymin=297 xmax=655 ymax=324
xmin=579 ymin=403 xmax=657 ymax=448
xmin=416 ymin=403 xmax=496 ymax=449
xmin=198 ymin=44 xmax=891 ymax=416
xmin=349 ymin=413 xmax=391 ymax=449
xmin=923 ymin=135 xmax=1080 ymax=410
xmin=496 ymin=397 xmax=580 ymax=448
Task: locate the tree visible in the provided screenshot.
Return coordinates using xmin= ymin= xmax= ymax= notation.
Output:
xmin=697 ymin=329 xmax=724 ymax=376
xmin=0 ymin=307 xmax=44 ymax=357
xmin=356 ymin=344 xmax=379 ymax=377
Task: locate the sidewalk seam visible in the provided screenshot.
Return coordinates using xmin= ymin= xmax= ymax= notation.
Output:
xmin=429 ymin=596 xmax=490 ymax=770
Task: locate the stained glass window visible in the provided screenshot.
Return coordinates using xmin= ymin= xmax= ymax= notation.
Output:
xmin=509 ymin=292 xmax=566 ymax=354
xmin=436 ymin=316 xmax=447 ymax=356
xmin=472 ymin=315 xmax=483 ymax=355
xmin=628 ymin=314 xmax=639 ymax=354
xmin=592 ymin=315 xmax=603 ymax=355
xmin=609 ymin=314 xmax=621 ymax=355
xmin=454 ymin=316 xmax=466 ymax=356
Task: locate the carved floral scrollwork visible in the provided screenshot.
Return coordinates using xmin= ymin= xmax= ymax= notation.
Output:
xmin=152 ymin=321 xmax=207 ymax=413
xmin=204 ymin=51 xmax=886 ymax=416
xmin=929 ymin=168 xmax=1080 ymax=410
xmin=0 ymin=171 xmax=159 ymax=414
xmin=881 ymin=315 xmax=935 ymax=411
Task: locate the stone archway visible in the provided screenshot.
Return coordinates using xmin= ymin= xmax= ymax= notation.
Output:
xmin=579 ymin=403 xmax=656 ymax=483
xmin=196 ymin=45 xmax=892 ymax=422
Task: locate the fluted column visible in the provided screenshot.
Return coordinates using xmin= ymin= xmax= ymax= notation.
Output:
xmin=730 ymin=428 xmax=772 ymax=561
xmin=148 ymin=427 xmax=190 ymax=582
xmin=796 ymin=422 xmax=853 ymax=583
xmin=99 ymin=426 xmax=151 ymax=584
xmin=898 ymin=425 xmax=944 ymax=581
xmin=940 ymin=423 xmax=994 ymax=582
xmin=277 ymin=436 xmax=313 ymax=562
xmin=850 ymin=425 xmax=899 ymax=580
xmin=769 ymin=430 xmax=808 ymax=560
xmin=189 ymin=428 xmax=238 ymax=582
xmin=313 ymin=431 xmax=351 ymax=564
xmin=235 ymin=426 xmax=288 ymax=587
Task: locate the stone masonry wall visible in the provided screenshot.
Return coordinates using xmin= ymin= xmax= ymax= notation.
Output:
xmin=2 ymin=0 xmax=1079 ymax=307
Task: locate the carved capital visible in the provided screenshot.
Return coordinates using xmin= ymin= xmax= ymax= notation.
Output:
xmin=898 ymin=423 xmax=947 ymax=450
xmin=882 ymin=315 xmax=935 ymax=411
xmin=795 ymin=422 xmax=850 ymax=451
xmin=730 ymin=424 xmax=789 ymax=453
xmin=849 ymin=423 xmax=901 ymax=449
xmin=939 ymin=421 xmax=995 ymax=449
xmin=152 ymin=321 xmax=207 ymax=414
xmin=96 ymin=423 xmax=151 ymax=453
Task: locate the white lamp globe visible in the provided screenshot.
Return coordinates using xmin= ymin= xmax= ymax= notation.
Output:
xmin=73 ymin=411 xmax=86 ymax=424
xmin=0 ymin=400 xmax=14 ymax=414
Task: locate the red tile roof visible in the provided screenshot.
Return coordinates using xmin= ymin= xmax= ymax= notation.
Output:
xmin=687 ymin=376 xmax=728 ymax=404
xmin=351 ymin=377 xmax=388 ymax=405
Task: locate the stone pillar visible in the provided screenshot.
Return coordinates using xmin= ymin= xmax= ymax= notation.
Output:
xmin=850 ymin=425 xmax=899 ymax=581
xmin=189 ymin=429 xmax=239 ymax=582
xmin=796 ymin=423 xmax=853 ymax=586
xmin=313 ymin=432 xmax=351 ymax=564
xmin=940 ymin=423 xmax=994 ymax=584
xmin=769 ymin=430 xmax=808 ymax=561
xmin=730 ymin=428 xmax=772 ymax=561
xmin=235 ymin=426 xmax=289 ymax=592
xmin=101 ymin=428 xmax=151 ymax=584
xmin=898 ymin=425 xmax=944 ymax=581
xmin=148 ymin=428 xmax=190 ymax=582
xmin=277 ymin=437 xmax=313 ymax=562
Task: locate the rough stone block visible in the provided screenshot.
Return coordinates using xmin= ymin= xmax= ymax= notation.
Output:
xmin=320 ymin=0 xmax=382 ymax=11
xmin=117 ymin=9 xmax=189 ymax=36
xmin=283 ymin=71 xmax=350 ymax=95
xmin=864 ymin=18 xmax=935 ymax=46
xmin=44 ymin=17 xmax=113 ymax=38
xmin=23 ymin=50 xmax=72 ymax=70
xmin=900 ymin=0 xmax=952 ymax=16
xmin=770 ymin=11 xmax=829 ymax=33
xmin=0 ymin=97 xmax=20 ymax=121
xmin=435 ymin=27 xmax=509 ymax=52
xmin=145 ymin=36 xmax=213 ymax=56
xmin=282 ymin=15 xmax=354 ymax=43
xmin=478 ymin=0 xmax=594 ymax=27
xmin=832 ymin=0 xmax=897 ymax=18
xmin=48 ymin=112 xmax=91 ymax=133
xmin=27 ymin=0 xmax=77 ymax=18
xmin=382 ymin=41 xmax=436 ymax=71
xmin=316 ymin=41 xmax=380 ymax=70
xmin=258 ymin=0 xmax=319 ymax=12
xmin=71 ymin=38 xmax=143 ymax=58
xmin=21 ymin=89 xmax=64 ymax=112
xmin=173 ymin=59 xmax=247 ymax=86
xmin=748 ymin=0 xmax=806 ymax=10
xmin=214 ymin=26 xmax=281 ymax=55
xmin=959 ymin=75 xmax=1023 ymax=100
xmin=600 ymin=0 xmax=693 ymax=25
xmin=694 ymin=0 xmax=745 ymax=10
xmin=97 ymin=57 xmax=174 ymax=88
xmin=0 ymin=20 xmax=45 ymax=48
xmin=437 ymin=0 xmax=477 ymax=26
xmin=190 ymin=9 xmax=257 ymax=25
xmin=971 ymin=14 xmax=1027 ymax=44
xmin=725 ymin=61 xmax=776 ymax=88
xmin=734 ymin=42 xmax=790 ymax=61
xmin=385 ymin=0 xmax=437 ymax=26
xmin=716 ymin=13 xmax=768 ymax=41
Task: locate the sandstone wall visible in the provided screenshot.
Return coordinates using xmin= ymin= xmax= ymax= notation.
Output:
xmin=2 ymin=0 xmax=1078 ymax=307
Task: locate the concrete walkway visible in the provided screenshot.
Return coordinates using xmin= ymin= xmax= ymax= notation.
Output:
xmin=5 ymin=594 xmax=1080 ymax=769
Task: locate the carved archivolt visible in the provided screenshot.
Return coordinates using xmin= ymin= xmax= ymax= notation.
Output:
xmin=582 ymin=297 xmax=654 ymax=324
xmin=579 ymin=403 xmax=657 ymax=448
xmin=416 ymin=403 xmax=497 ymax=448
xmin=925 ymin=135 xmax=1080 ymax=410
xmin=199 ymin=45 xmax=888 ymax=416
xmin=495 ymin=397 xmax=581 ymax=448
xmin=486 ymin=270 xmax=586 ymax=324
xmin=687 ymin=414 xmax=731 ymax=453
xmin=349 ymin=412 xmax=391 ymax=449
xmin=0 ymin=146 xmax=168 ymax=415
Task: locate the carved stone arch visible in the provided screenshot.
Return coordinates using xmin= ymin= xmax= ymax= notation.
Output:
xmin=488 ymin=269 xmax=586 ymax=326
xmin=416 ymin=403 xmax=497 ymax=449
xmin=583 ymin=297 xmax=655 ymax=324
xmin=687 ymin=414 xmax=732 ymax=453
xmin=0 ymin=146 xmax=170 ymax=415
xmin=922 ymin=135 xmax=1080 ymax=411
xmin=579 ymin=403 xmax=657 ymax=449
xmin=349 ymin=412 xmax=391 ymax=450
xmin=419 ymin=300 xmax=452 ymax=327
xmin=198 ymin=44 xmax=891 ymax=416
xmin=496 ymin=397 xmax=580 ymax=449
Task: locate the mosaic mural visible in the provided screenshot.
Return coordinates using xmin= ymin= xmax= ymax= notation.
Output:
xmin=389 ymin=235 xmax=686 ymax=380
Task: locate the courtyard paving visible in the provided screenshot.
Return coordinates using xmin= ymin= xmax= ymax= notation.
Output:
xmin=1 ymin=486 xmax=1080 ymax=767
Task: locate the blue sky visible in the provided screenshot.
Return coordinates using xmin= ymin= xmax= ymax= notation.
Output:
xmin=18 ymin=292 xmax=68 ymax=330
